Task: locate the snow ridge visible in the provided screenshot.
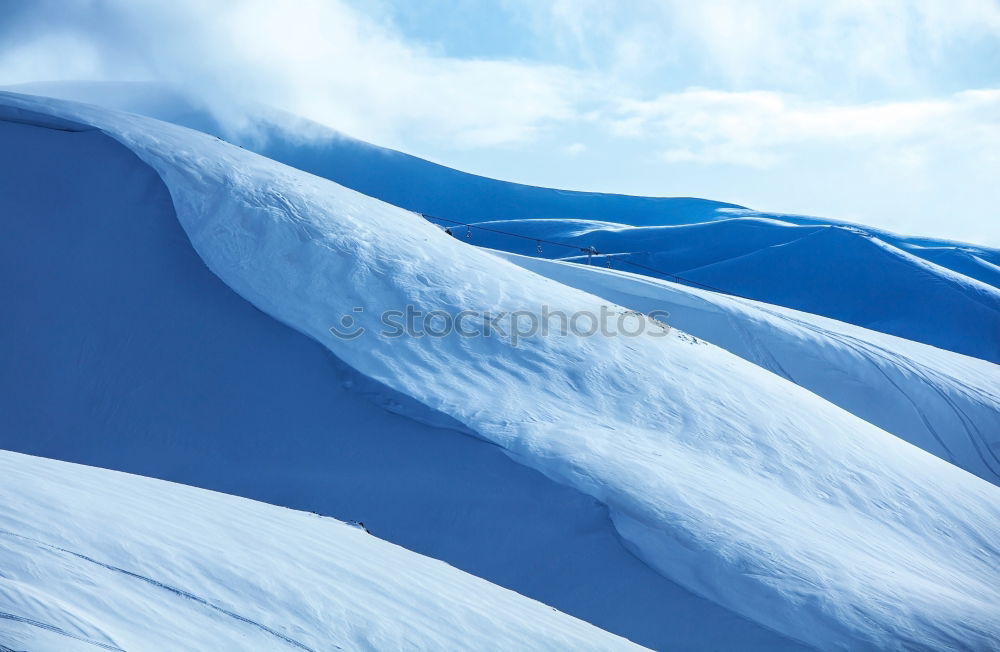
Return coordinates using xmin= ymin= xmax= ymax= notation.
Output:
xmin=495 ymin=251 xmax=1000 ymax=485
xmin=0 ymin=451 xmax=640 ymax=651
xmin=3 ymin=92 xmax=999 ymax=650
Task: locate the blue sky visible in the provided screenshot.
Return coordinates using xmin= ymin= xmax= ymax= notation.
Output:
xmin=2 ymin=0 xmax=999 ymax=244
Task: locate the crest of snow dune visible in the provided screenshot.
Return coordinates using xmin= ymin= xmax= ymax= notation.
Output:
xmin=3 ymin=92 xmax=998 ymax=650
xmin=463 ymin=217 xmax=1000 ymax=364
xmin=0 ymin=107 xmax=789 ymax=650
xmin=21 ymin=82 xmax=998 ymax=364
xmin=494 ymin=251 xmax=1000 ymax=486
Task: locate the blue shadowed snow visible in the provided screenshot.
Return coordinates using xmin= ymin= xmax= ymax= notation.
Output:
xmin=3 ymin=81 xmax=743 ymax=226
xmin=460 ymin=217 xmax=1000 ymax=363
xmin=12 ymin=82 xmax=996 ymax=364
xmin=494 ymin=250 xmax=1000 ymax=485
xmin=2 ymin=90 xmax=1000 ymax=651
xmin=0 ymin=113 xmax=797 ymax=650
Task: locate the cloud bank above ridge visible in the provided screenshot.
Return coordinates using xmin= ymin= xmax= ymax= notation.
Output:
xmin=1 ymin=0 xmax=998 ymax=244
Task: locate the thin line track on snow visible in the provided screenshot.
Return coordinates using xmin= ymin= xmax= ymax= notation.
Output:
xmin=0 ymin=611 xmax=124 ymax=651
xmin=0 ymin=529 xmax=331 ymax=651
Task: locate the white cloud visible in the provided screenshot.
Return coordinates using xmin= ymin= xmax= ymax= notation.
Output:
xmin=3 ymin=0 xmax=996 ymax=155
xmin=609 ymin=88 xmax=1000 ymax=169
xmin=507 ymin=0 xmax=1000 ymax=95
xmin=1 ymin=0 xmax=998 ymax=244
xmin=0 ymin=0 xmax=587 ymax=149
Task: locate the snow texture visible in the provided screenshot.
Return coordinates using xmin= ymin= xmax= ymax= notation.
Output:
xmin=0 ymin=113 xmax=789 ymax=650
xmin=496 ymin=251 xmax=1000 ymax=486
xmin=1 ymin=90 xmax=999 ymax=650
xmin=0 ymin=450 xmax=640 ymax=651
xmin=13 ymin=82 xmax=997 ymax=362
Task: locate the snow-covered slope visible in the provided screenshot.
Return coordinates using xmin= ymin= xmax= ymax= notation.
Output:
xmin=3 ymin=92 xmax=997 ymax=650
xmin=461 ymin=217 xmax=1000 ymax=363
xmin=15 ymin=81 xmax=997 ymax=364
xmin=675 ymin=225 xmax=1000 ymax=361
xmin=0 ymin=450 xmax=641 ymax=651
xmin=720 ymin=209 xmax=1000 ymax=291
xmin=495 ymin=251 xmax=1000 ymax=485
xmin=3 ymin=81 xmax=742 ymax=225
xmin=0 ymin=108 xmax=792 ymax=651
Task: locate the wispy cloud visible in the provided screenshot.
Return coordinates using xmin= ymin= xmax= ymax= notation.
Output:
xmin=610 ymin=88 xmax=1000 ymax=168
xmin=3 ymin=0 xmax=997 ymax=154
xmin=506 ymin=0 xmax=1000 ymax=96
xmin=0 ymin=0 xmax=586 ymax=148
xmin=0 ymin=0 xmax=998 ymax=243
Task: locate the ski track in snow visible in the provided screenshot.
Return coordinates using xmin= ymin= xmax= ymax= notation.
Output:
xmin=0 ymin=529 xmax=320 ymax=652
xmin=0 ymin=613 xmax=123 ymax=652
xmin=724 ymin=293 xmax=1000 ymax=481
xmin=0 ymin=451 xmax=642 ymax=652
xmin=737 ymin=292 xmax=1000 ymax=480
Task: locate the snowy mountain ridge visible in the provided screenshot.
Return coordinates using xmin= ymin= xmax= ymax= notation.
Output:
xmin=14 ymin=81 xmax=996 ymax=364
xmin=0 ymin=105 xmax=793 ymax=650
xmin=495 ymin=250 xmax=1000 ymax=486
xmin=2 ymin=92 xmax=997 ymax=650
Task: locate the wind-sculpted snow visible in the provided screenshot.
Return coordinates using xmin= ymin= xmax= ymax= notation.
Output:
xmin=4 ymin=81 xmax=743 ymax=226
xmin=677 ymin=226 xmax=1000 ymax=362
xmin=722 ymin=207 xmax=1000 ymax=291
xmin=16 ymin=82 xmax=1000 ymax=364
xmin=462 ymin=217 xmax=1000 ymax=363
xmin=4 ymin=93 xmax=997 ymax=650
xmin=0 ymin=451 xmax=641 ymax=651
xmin=0 ymin=111 xmax=793 ymax=650
xmin=495 ymin=251 xmax=1000 ymax=485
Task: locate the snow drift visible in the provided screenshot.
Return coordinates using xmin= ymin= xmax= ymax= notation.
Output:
xmin=3 ymin=81 xmax=744 ymax=227
xmin=0 ymin=450 xmax=639 ymax=651
xmin=462 ymin=217 xmax=1000 ymax=364
xmin=0 ymin=105 xmax=788 ymax=650
xmin=496 ymin=251 xmax=1000 ymax=486
xmin=2 ymin=92 xmax=997 ymax=650
xmin=12 ymin=81 xmax=998 ymax=364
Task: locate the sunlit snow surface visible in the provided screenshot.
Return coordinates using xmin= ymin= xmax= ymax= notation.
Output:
xmin=1 ymin=91 xmax=999 ymax=650
xmin=496 ymin=251 xmax=1000 ymax=486
xmin=467 ymin=217 xmax=1000 ymax=364
xmin=0 ymin=451 xmax=640 ymax=651
xmin=11 ymin=81 xmax=996 ymax=363
xmin=0 ymin=113 xmax=786 ymax=650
